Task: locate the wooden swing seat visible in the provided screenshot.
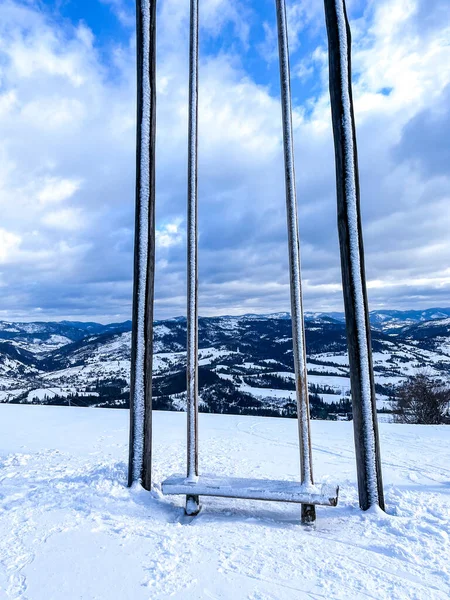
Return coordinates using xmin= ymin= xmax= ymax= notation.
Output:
xmin=162 ymin=474 xmax=339 ymax=506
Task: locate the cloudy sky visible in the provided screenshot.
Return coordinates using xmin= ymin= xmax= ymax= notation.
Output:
xmin=0 ymin=0 xmax=449 ymax=322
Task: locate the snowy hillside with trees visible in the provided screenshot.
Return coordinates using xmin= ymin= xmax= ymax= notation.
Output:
xmin=2 ymin=311 xmax=450 ymax=419
xmin=0 ymin=405 xmax=449 ymax=599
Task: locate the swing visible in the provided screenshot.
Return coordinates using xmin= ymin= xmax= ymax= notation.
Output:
xmin=160 ymin=0 xmax=339 ymax=523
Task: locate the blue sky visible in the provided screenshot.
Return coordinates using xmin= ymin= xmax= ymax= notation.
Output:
xmin=47 ymin=0 xmax=325 ymax=104
xmin=0 ymin=0 xmax=449 ymax=322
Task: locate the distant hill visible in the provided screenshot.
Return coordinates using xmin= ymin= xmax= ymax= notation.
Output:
xmin=1 ymin=309 xmax=450 ymax=417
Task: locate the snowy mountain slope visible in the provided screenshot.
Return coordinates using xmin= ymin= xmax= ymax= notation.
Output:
xmin=398 ymin=317 xmax=450 ymax=346
xmin=2 ymin=313 xmax=450 ymax=415
xmin=305 ymin=308 xmax=450 ymax=331
xmin=0 ymin=405 xmax=449 ymax=600
xmin=0 ymin=320 xmax=132 ymax=350
xmin=369 ymin=308 xmax=450 ymax=330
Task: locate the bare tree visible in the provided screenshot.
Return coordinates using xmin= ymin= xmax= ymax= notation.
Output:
xmin=394 ymin=373 xmax=450 ymax=425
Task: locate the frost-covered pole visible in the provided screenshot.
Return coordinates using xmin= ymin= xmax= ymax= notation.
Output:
xmin=185 ymin=0 xmax=200 ymax=516
xmin=324 ymin=0 xmax=384 ymax=511
xmin=275 ymin=0 xmax=315 ymax=524
xmin=128 ymin=0 xmax=157 ymax=490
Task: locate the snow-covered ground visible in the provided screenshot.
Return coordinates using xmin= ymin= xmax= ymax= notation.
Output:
xmin=0 ymin=405 xmax=449 ymax=599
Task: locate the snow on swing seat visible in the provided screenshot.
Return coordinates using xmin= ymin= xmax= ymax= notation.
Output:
xmin=162 ymin=475 xmax=339 ymax=506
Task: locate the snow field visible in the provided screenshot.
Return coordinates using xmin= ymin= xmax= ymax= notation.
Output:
xmin=1 ymin=405 xmax=449 ymax=599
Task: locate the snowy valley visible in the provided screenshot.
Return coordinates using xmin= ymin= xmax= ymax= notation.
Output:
xmin=1 ymin=309 xmax=450 ymax=418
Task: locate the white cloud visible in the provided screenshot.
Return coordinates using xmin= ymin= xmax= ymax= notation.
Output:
xmin=42 ymin=208 xmax=84 ymax=231
xmin=351 ymin=0 xmax=450 ymax=123
xmin=0 ymin=229 xmax=21 ymax=263
xmin=156 ymin=220 xmax=183 ymax=248
xmin=99 ymin=0 xmax=135 ymax=28
xmin=37 ymin=178 xmax=82 ymax=206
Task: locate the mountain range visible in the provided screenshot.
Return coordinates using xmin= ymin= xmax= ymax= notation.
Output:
xmin=1 ymin=308 xmax=450 ymax=418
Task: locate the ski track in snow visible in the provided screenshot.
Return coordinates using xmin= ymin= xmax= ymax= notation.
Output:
xmin=0 ymin=406 xmax=449 ymax=599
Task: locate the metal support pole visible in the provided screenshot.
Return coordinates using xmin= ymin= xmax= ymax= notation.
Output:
xmin=186 ymin=0 xmax=200 ymax=516
xmin=128 ymin=0 xmax=157 ymax=490
xmin=324 ymin=0 xmax=384 ymax=510
xmin=275 ymin=0 xmax=315 ymax=524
